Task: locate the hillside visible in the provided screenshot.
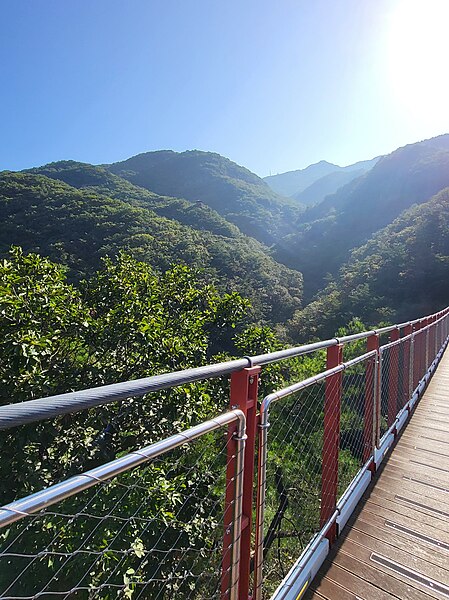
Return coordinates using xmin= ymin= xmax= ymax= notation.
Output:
xmin=264 ymin=160 xmax=340 ymax=197
xmin=290 ymin=186 xmax=449 ymax=339
xmin=27 ymin=161 xmax=242 ymax=238
xmin=274 ymin=134 xmax=449 ymax=299
xmin=292 ymin=168 xmax=365 ymax=206
xmin=107 ymin=150 xmax=303 ymax=245
xmin=264 ymin=157 xmax=378 ymax=200
xmin=0 ymin=171 xmax=303 ymax=323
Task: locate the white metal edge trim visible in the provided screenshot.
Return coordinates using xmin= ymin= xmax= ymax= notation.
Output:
xmin=396 ymin=409 xmax=409 ymax=433
xmin=336 ymin=470 xmax=372 ymax=532
xmin=375 ymin=432 xmax=395 ymax=468
xmin=269 ymin=538 xmax=329 ymax=600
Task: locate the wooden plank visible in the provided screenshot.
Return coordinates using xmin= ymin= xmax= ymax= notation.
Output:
xmin=310 ymin=564 xmax=397 ymax=599
xmin=372 ymin=475 xmax=449 ymax=515
xmin=375 ymin=468 xmax=449 ymax=501
xmin=352 ymin=512 xmax=449 ymax=561
xmin=389 ymin=447 xmax=449 ymax=469
xmin=382 ymin=460 xmax=449 ymax=487
xmin=399 ymin=436 xmax=449 ymax=455
xmin=364 ymin=493 xmax=449 ymax=531
xmin=349 ymin=517 xmax=449 ymax=569
xmin=333 ymin=550 xmax=437 ymax=600
xmin=359 ymin=498 xmax=449 ymax=539
xmin=308 ymin=574 xmax=363 ymax=600
xmin=334 ymin=542 xmax=447 ymax=599
xmin=342 ymin=528 xmax=449 ymax=584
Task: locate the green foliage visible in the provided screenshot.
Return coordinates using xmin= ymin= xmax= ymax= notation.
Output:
xmin=275 ymin=133 xmax=449 ymax=300
xmin=107 ymin=150 xmax=304 ymax=245
xmin=0 ymin=248 xmax=283 ymax=597
xmin=290 ymin=186 xmax=449 ymax=339
xmin=0 ymin=246 xmax=90 ymax=402
xmin=0 ymin=170 xmax=303 ymax=324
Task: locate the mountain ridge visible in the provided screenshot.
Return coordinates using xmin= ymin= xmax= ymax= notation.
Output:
xmin=264 ymin=157 xmax=379 ymax=200
xmin=106 ymin=149 xmax=304 ymax=245
xmin=274 ymin=134 xmax=449 ymax=300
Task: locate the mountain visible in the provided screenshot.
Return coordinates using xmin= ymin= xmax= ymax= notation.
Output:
xmin=289 ymin=186 xmax=449 ymax=339
xmin=263 ymin=157 xmax=379 ymax=201
xmin=274 ymin=134 xmax=449 ymax=299
xmin=0 ymin=169 xmax=303 ymax=324
xmin=27 ymin=161 xmax=242 ymax=238
xmin=264 ymin=160 xmax=340 ymax=197
xmin=106 ymin=150 xmax=303 ymax=245
xmin=292 ymin=168 xmax=365 ymax=206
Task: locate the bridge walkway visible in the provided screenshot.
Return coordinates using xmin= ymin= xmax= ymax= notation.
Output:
xmin=305 ymin=348 xmax=449 ymax=600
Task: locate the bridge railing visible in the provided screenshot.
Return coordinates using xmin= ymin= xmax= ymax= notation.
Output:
xmin=0 ymin=307 xmax=448 ymax=600
xmin=0 ymin=411 xmax=246 ymax=600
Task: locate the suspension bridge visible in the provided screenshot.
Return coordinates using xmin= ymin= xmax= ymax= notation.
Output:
xmin=0 ymin=308 xmax=448 ymax=599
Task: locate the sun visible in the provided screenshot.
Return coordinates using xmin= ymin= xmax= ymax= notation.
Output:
xmin=386 ymin=0 xmax=449 ymax=129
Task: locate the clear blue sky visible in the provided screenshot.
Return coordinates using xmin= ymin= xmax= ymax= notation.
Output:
xmin=1 ymin=0 xmax=448 ymax=176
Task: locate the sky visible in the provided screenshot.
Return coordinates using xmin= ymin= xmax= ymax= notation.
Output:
xmin=1 ymin=0 xmax=449 ymax=177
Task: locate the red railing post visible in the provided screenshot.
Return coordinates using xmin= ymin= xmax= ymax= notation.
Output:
xmin=320 ymin=343 xmax=343 ymax=542
xmin=432 ymin=315 xmax=437 ymax=361
xmin=364 ymin=334 xmax=379 ymax=463
xmin=424 ymin=317 xmax=430 ymax=370
xmin=221 ymin=366 xmax=260 ymax=600
xmin=388 ymin=328 xmax=400 ymax=427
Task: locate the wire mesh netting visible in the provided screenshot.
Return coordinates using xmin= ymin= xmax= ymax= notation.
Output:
xmin=338 ymin=358 xmax=373 ymax=496
xmin=0 ymin=416 xmax=241 ymax=600
xmin=379 ymin=340 xmax=405 ymax=438
xmin=256 ymin=353 xmax=376 ymax=598
xmin=258 ymin=380 xmax=325 ymax=597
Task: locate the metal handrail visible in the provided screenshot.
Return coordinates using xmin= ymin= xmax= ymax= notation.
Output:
xmin=1 ymin=307 xmax=448 ymax=431
xmin=0 ymin=409 xmax=247 ymax=600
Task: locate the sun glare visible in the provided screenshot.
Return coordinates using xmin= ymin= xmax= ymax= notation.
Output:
xmin=387 ymin=0 xmax=449 ymax=128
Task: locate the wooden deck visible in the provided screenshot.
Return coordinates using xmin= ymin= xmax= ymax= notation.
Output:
xmin=305 ymin=348 xmax=449 ymax=600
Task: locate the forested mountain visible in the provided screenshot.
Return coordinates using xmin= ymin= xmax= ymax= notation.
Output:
xmin=107 ymin=150 xmax=303 ymax=244
xmin=275 ymin=134 xmax=449 ymax=299
xmin=292 ymin=168 xmax=365 ymax=206
xmin=264 ymin=157 xmax=378 ymax=200
xmin=289 ymin=186 xmax=449 ymax=339
xmin=0 ymin=171 xmax=303 ymax=323
xmin=264 ymin=160 xmax=340 ymax=197
xmin=27 ymin=161 xmax=243 ymax=238
xmin=2 ymin=134 xmax=449 ymax=341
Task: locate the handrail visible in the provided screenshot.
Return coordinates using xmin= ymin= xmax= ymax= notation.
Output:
xmin=1 ymin=305 xmax=449 ymax=600
xmin=1 ymin=306 xmax=448 ymax=430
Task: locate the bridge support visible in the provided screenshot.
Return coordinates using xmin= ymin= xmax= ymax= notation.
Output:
xmin=320 ymin=344 xmax=343 ymax=542
xmin=222 ymin=366 xmax=260 ymax=600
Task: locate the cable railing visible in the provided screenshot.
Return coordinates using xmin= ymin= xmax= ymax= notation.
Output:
xmin=0 ymin=307 xmax=448 ymax=599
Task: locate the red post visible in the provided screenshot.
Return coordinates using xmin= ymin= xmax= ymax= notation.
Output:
xmin=424 ymin=317 xmax=430 ymax=371
xmin=402 ymin=324 xmax=413 ymax=406
xmin=221 ymin=366 xmax=260 ymax=600
xmin=388 ymin=329 xmax=400 ymax=427
xmin=320 ymin=344 xmax=343 ymax=542
xmin=364 ymin=334 xmax=379 ymax=464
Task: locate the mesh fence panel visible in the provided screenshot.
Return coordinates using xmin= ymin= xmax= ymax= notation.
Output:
xmin=257 ymin=382 xmax=325 ymax=598
xmin=0 ymin=416 xmax=241 ymax=600
xmin=338 ymin=359 xmax=372 ymax=496
xmin=379 ymin=335 xmax=414 ymax=442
